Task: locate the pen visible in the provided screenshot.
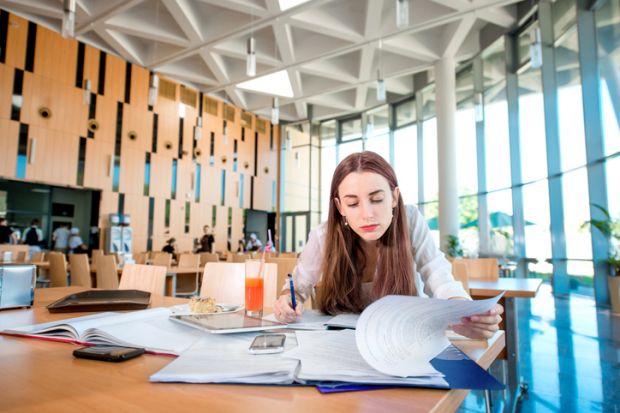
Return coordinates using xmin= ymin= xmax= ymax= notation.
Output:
xmin=288 ymin=273 xmax=297 ymax=310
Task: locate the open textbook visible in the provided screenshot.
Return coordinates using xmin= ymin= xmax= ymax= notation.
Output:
xmin=1 ymin=307 xmax=204 ymax=355
xmin=151 ymin=293 xmax=504 ymax=388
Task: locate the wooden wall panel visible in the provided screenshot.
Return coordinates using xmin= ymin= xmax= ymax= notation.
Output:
xmin=4 ymin=14 xmax=28 ymax=69
xmin=0 ymin=64 xmax=14 ymax=119
xmin=149 ymin=153 xmax=172 ymax=198
xmin=0 ymin=119 xmax=18 ymax=177
xmin=122 ymin=103 xmax=151 ymax=152
xmin=118 ymin=147 xmax=144 ymax=196
xmin=98 ymin=191 xmax=118 ymax=228
xmin=214 ymin=206 xmax=228 ymax=253
xmin=34 ymin=26 xmax=77 ymax=85
xmin=129 ymin=64 xmax=149 ymax=109
xmin=176 ymin=157 xmax=193 ymax=202
xmin=203 ymin=166 xmax=220 ymax=206
xmin=83 ymin=138 xmax=114 ymax=190
xmin=90 ymin=95 xmax=118 ymax=144
xmin=104 ymin=54 xmax=125 ymax=102
xmin=190 ymin=202 xmax=207 ymax=243
xmin=21 ymin=72 xmax=87 ymax=136
xmin=151 ymin=198 xmax=167 ymax=252
xmin=169 ymin=199 xmax=186 ymax=248
xmin=83 ymin=45 xmax=100 ymax=94
xmin=156 ymin=98 xmax=179 ymax=155
xmin=231 ymin=207 xmax=244 ymax=252
xmin=254 ymin=175 xmax=275 ymax=212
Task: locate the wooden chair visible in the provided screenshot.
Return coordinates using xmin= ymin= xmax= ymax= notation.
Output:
xmin=48 ymin=252 xmax=68 ymax=287
xmin=279 ymin=252 xmax=297 ymax=259
xmin=198 ymin=252 xmax=220 ymax=267
xmin=151 ymin=252 xmax=172 ymax=267
xmin=450 ymin=259 xmax=470 ymax=293
xmin=199 ymin=262 xmax=277 ymax=307
xmin=29 ymin=251 xmax=46 ymax=262
xmin=96 ymin=255 xmax=119 ymax=289
xmin=133 ymin=251 xmax=149 ymax=265
xmin=264 ymin=256 xmax=312 ymax=309
xmin=119 ymin=264 xmax=167 ymax=296
xmin=461 ymin=258 xmax=499 ymax=281
xmin=176 ymin=253 xmax=200 ymax=296
xmin=0 ymin=245 xmax=30 ymax=261
xmin=231 ymin=253 xmax=252 ymax=263
xmin=91 ymin=249 xmax=104 ymax=263
xmin=69 ymin=253 xmax=92 ymax=288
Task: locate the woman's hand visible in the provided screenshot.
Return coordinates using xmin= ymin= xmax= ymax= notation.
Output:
xmin=273 ymin=294 xmax=304 ymax=322
xmin=452 ymin=303 xmax=504 ymax=339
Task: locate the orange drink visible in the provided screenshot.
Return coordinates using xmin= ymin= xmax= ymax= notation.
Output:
xmin=245 ymin=259 xmax=264 ymax=317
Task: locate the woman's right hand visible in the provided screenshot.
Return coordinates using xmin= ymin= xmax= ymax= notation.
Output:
xmin=273 ymin=294 xmax=303 ymax=322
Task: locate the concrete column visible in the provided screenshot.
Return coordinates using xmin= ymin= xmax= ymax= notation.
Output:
xmin=435 ymin=56 xmax=459 ymax=251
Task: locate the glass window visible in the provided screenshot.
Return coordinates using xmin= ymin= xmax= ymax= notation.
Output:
xmin=596 ymin=0 xmax=620 ymax=156
xmin=340 ymin=117 xmax=362 ymax=142
xmin=518 ymin=67 xmax=548 ymax=182
xmin=487 ymin=189 xmax=514 ymax=257
xmin=395 ymin=99 xmax=416 ymax=127
xmin=338 ymin=140 xmax=363 ymax=163
xmin=484 ymin=83 xmax=511 ymax=191
xmin=481 ymin=37 xmax=505 ymax=88
xmin=556 ymin=24 xmax=587 ymax=172
xmin=423 ymin=117 xmax=438 ymax=202
xmin=562 ymin=167 xmax=593 ymax=276
xmin=394 ymin=125 xmax=418 ymax=205
xmin=522 ymin=180 xmax=552 ymax=262
xmin=606 ymin=156 xmax=620 ymax=222
xmin=364 ymin=106 xmax=390 ymax=161
xmin=459 ymin=195 xmax=479 ymax=257
xmin=320 ymin=121 xmax=337 ymax=222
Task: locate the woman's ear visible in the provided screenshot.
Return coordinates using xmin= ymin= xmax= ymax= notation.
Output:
xmin=392 ymin=187 xmax=400 ymax=208
xmin=334 ymin=197 xmax=344 ymax=216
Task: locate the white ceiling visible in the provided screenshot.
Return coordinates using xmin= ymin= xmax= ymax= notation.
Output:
xmin=0 ymin=0 xmax=525 ymax=122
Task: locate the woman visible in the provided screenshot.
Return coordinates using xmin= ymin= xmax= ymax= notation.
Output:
xmin=273 ymin=151 xmax=502 ymax=339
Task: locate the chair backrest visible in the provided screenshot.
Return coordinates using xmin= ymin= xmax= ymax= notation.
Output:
xmin=119 ymin=264 xmax=167 ymax=296
xmin=199 ymin=252 xmax=220 ymax=266
xmin=29 ymin=251 xmax=46 ymax=262
xmin=265 ymin=257 xmax=312 ymax=310
xmin=151 ymin=252 xmax=172 ymax=267
xmin=199 ymin=262 xmax=277 ymax=307
xmin=279 ymin=252 xmax=297 ymax=259
xmin=0 ymin=244 xmax=30 ymax=261
xmin=230 ymin=253 xmax=252 ymax=263
xmin=48 ymin=252 xmax=68 ymax=287
xmin=461 ymin=258 xmax=499 ymax=281
xmin=178 ymin=253 xmax=199 ymax=268
xmin=450 ymin=259 xmax=470 ymax=292
xmin=133 ymin=251 xmax=149 ymax=265
xmin=14 ymin=251 xmax=27 ymax=262
xmin=69 ymin=253 xmax=92 ymax=288
xmin=96 ymin=255 xmax=119 ymax=289
xmin=91 ymin=249 xmax=104 ymax=262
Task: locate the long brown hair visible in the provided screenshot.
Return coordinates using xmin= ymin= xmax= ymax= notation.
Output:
xmin=318 ymin=151 xmax=415 ymax=314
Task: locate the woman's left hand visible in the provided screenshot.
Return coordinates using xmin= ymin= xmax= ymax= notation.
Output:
xmin=452 ymin=303 xmax=504 ymax=339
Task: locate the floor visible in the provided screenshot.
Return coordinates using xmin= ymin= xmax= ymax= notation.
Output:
xmin=458 ymin=283 xmax=620 ymax=413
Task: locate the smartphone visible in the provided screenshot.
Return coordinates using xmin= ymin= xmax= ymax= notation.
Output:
xmin=248 ymin=334 xmax=286 ymax=354
xmin=73 ymin=345 xmax=145 ymax=362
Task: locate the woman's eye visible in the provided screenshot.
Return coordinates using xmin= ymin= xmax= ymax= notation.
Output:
xmin=371 ymin=199 xmax=384 ymax=204
xmin=346 ymin=203 xmax=358 ymax=208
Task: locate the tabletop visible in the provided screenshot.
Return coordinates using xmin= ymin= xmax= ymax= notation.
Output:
xmin=0 ymin=287 xmax=506 ymax=413
xmin=469 ymin=278 xmax=543 ymax=298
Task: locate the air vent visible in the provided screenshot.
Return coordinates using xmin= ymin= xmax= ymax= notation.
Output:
xmin=256 ymin=119 xmax=267 ymax=134
xmin=241 ymin=112 xmax=253 ymax=128
xmin=223 ymin=104 xmax=235 ymax=122
xmin=204 ymin=96 xmax=219 ymax=116
xmin=159 ymin=78 xmax=177 ymax=101
xmin=180 ymin=86 xmax=197 ymax=108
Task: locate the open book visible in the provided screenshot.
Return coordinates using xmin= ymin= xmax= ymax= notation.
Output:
xmin=150 ymin=293 xmax=504 ymax=388
xmin=1 ymin=307 xmax=204 ymax=355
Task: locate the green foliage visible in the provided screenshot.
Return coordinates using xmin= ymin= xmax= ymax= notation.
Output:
xmin=446 ymin=234 xmax=464 ymax=257
xmin=582 ymin=203 xmax=620 ymax=276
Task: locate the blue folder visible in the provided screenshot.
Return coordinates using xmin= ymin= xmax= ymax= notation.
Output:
xmin=315 ymin=344 xmax=504 ymax=393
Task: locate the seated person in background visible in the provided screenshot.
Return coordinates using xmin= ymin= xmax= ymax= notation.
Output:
xmin=52 ymin=223 xmax=71 ymax=253
xmin=246 ymin=233 xmax=263 ymax=252
xmin=0 ymin=217 xmax=15 ymax=244
xmin=162 ymin=238 xmax=176 ymax=255
xmin=236 ymin=239 xmax=246 ymax=253
xmin=273 ymin=151 xmax=503 ymax=340
xmin=68 ymin=227 xmax=88 ymax=254
xmin=199 ymin=225 xmax=215 ymax=253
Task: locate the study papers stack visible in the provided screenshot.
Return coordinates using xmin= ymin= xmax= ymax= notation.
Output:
xmin=150 ymin=293 xmax=504 ymax=388
xmin=1 ymin=307 xmax=204 ymax=355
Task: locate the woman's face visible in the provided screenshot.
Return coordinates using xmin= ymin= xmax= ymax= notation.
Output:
xmin=335 ymin=171 xmax=399 ymax=244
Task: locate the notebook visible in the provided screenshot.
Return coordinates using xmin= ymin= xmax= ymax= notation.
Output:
xmin=2 ymin=307 xmax=203 ymax=355
xmin=150 ymin=293 xmax=504 ymax=388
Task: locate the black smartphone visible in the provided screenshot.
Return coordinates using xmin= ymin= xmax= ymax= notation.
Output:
xmin=73 ymin=345 xmax=145 ymax=362
xmin=248 ymin=334 xmax=286 ymax=354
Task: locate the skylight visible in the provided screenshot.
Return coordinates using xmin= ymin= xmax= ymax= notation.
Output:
xmin=236 ymin=70 xmax=294 ymax=98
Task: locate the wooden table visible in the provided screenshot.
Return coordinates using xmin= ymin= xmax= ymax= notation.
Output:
xmin=0 ymin=287 xmax=505 ymax=413
xmin=469 ymin=278 xmax=543 ymax=413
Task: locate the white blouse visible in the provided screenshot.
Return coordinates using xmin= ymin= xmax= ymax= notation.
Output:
xmin=284 ymin=205 xmax=469 ymax=303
